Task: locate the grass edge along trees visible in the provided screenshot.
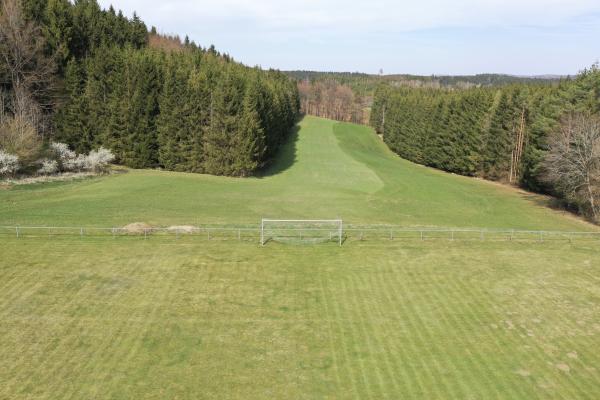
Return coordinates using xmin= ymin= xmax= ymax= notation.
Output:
xmin=371 ymin=65 xmax=600 ymax=221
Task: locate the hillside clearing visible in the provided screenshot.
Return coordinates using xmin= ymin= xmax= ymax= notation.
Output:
xmin=0 ymin=116 xmax=594 ymax=231
xmin=1 ymin=116 xmax=599 ymax=399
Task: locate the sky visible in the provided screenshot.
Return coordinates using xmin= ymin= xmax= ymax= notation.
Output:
xmin=98 ymin=0 xmax=600 ymax=76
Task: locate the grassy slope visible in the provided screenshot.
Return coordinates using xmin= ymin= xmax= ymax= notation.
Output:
xmin=0 ymin=116 xmax=592 ymax=230
xmin=1 ymin=116 xmax=600 ymax=399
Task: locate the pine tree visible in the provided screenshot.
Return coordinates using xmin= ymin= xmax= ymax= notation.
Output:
xmin=157 ymin=56 xmax=186 ymax=170
xmin=203 ymin=68 xmax=244 ymax=175
xmin=54 ymin=58 xmax=93 ymax=153
xmin=482 ymin=90 xmax=517 ymax=180
xmin=232 ymin=77 xmax=265 ymax=175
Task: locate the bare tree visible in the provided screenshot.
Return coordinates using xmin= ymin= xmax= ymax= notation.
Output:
xmin=0 ymin=0 xmax=56 ymax=134
xmin=297 ymin=79 xmax=367 ymax=124
xmin=0 ymin=114 xmax=41 ymax=162
xmin=543 ymin=114 xmax=600 ymax=220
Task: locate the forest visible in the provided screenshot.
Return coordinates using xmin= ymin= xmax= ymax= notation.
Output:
xmin=287 ymin=70 xmax=560 ymax=126
xmin=0 ymin=0 xmax=299 ymax=177
xmin=296 ymin=79 xmax=368 ymax=124
xmin=370 ymin=66 xmax=600 ymax=220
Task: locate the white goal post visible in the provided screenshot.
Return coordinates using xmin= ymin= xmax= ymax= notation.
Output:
xmin=260 ymin=219 xmax=343 ymax=246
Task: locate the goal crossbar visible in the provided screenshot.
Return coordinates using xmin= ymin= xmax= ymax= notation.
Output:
xmin=260 ymin=219 xmax=343 ymax=246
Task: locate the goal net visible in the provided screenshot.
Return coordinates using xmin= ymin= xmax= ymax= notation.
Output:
xmin=260 ymin=219 xmax=343 ymax=246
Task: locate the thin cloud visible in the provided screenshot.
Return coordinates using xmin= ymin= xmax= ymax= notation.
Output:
xmin=101 ymin=0 xmax=600 ymax=31
xmin=98 ymin=0 xmax=600 ymax=74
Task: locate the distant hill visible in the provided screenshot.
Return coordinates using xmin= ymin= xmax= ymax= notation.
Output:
xmin=284 ymin=70 xmax=563 ymax=97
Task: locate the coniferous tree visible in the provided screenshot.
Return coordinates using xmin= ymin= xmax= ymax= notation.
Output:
xmin=3 ymin=0 xmax=300 ymax=175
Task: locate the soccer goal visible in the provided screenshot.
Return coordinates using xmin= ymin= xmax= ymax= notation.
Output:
xmin=260 ymin=219 xmax=343 ymax=246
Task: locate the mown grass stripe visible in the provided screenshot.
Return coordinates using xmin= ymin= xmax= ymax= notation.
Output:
xmin=361 ymin=273 xmax=405 ymax=395
xmin=346 ymin=274 xmax=392 ymax=396
xmin=371 ymin=267 xmax=419 ymax=396
xmin=459 ymin=266 xmax=555 ymax=400
xmin=383 ymin=263 xmax=431 ymax=398
xmin=444 ymin=272 xmax=507 ymax=399
xmin=339 ymin=277 xmax=386 ymax=399
xmin=326 ymin=274 xmax=369 ymax=399
xmin=6 ymin=256 xmax=99 ymax=397
xmin=318 ymin=274 xmax=344 ymax=395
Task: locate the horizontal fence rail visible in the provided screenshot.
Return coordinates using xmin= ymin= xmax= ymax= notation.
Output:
xmin=1 ymin=224 xmax=600 ymax=244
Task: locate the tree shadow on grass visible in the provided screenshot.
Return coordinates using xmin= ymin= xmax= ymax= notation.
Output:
xmin=518 ymin=191 xmax=591 ymax=222
xmin=256 ymin=123 xmax=300 ymax=178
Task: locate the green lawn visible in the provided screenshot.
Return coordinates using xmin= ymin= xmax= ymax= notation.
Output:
xmin=0 ymin=116 xmax=593 ymax=230
xmin=1 ymin=238 xmax=600 ymax=399
xmin=1 ymin=116 xmax=600 ymax=399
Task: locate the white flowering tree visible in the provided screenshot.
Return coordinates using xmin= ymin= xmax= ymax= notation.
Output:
xmin=38 ymin=159 xmax=58 ymax=175
xmin=48 ymin=142 xmax=114 ymax=173
xmin=0 ymin=150 xmax=19 ymax=177
xmin=49 ymin=142 xmax=76 ymax=172
xmin=67 ymin=154 xmax=89 ymax=172
xmin=86 ymin=147 xmax=115 ymax=173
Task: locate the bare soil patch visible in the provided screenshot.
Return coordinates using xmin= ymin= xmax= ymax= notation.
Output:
xmin=122 ymin=222 xmax=153 ymax=234
xmin=167 ymin=225 xmax=198 ymax=234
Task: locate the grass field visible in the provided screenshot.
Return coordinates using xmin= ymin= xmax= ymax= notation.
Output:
xmin=0 ymin=116 xmax=593 ymax=230
xmin=1 ymin=116 xmax=600 ymax=399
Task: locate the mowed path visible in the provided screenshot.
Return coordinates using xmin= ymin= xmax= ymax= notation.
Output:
xmin=0 ymin=116 xmax=593 ymax=230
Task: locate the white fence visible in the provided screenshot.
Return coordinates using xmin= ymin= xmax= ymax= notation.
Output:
xmin=1 ymin=224 xmax=600 ymax=244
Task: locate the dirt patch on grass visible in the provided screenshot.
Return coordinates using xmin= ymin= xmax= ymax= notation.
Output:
xmin=122 ymin=222 xmax=153 ymax=234
xmin=516 ymin=369 xmax=531 ymax=377
xmin=167 ymin=225 xmax=197 ymax=234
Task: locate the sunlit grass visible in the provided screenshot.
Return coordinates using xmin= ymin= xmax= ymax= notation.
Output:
xmin=0 ymin=116 xmax=592 ymax=231
xmin=1 ymin=238 xmax=599 ymax=399
xmin=1 ymin=116 xmax=599 ymax=399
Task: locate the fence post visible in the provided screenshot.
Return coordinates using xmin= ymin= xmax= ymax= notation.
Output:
xmin=510 ymin=230 xmax=514 ymax=241
xmin=420 ymin=231 xmax=423 ymax=241
xmin=390 ymin=229 xmax=393 ymax=240
xmin=80 ymin=227 xmax=83 ymax=237
xmin=207 ymin=230 xmax=211 ymax=240
xmin=16 ymin=226 xmax=19 ymax=238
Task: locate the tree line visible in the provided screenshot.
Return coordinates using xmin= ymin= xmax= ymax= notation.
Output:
xmin=287 ymin=70 xmax=561 ymax=127
xmin=1 ymin=0 xmax=299 ymax=177
xmin=297 ymin=79 xmax=367 ymax=124
xmin=370 ymin=66 xmax=600 ymax=220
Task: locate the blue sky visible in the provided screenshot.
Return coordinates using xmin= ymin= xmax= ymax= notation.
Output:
xmin=98 ymin=0 xmax=600 ymax=75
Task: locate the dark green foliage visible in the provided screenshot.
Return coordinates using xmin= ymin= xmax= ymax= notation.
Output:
xmin=482 ymin=90 xmax=516 ymax=179
xmin=21 ymin=0 xmax=298 ymax=176
xmin=54 ymin=58 xmax=92 ymax=153
xmin=373 ymin=66 xmax=600 ymax=206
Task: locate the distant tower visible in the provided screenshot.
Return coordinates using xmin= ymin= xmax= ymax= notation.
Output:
xmin=379 ymin=68 xmax=384 ymax=76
